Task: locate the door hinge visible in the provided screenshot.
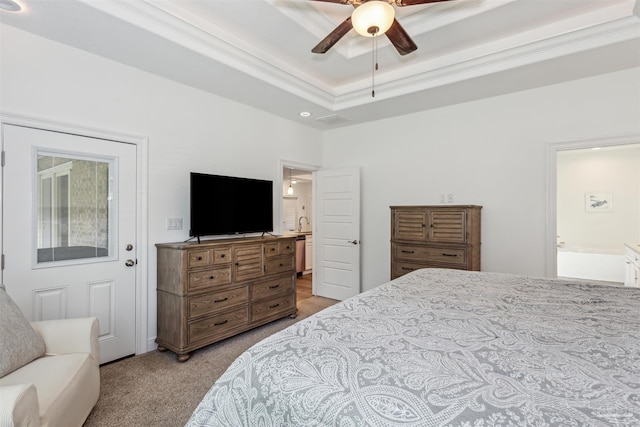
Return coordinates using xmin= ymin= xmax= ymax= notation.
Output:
xmin=1 ymin=151 xmax=5 ymax=167
xmin=1 ymin=254 xmax=4 ymax=270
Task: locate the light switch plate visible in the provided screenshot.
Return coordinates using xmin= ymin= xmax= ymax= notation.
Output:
xmin=166 ymin=218 xmax=183 ymax=230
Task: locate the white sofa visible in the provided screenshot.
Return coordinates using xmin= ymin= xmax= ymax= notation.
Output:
xmin=0 ymin=286 xmax=100 ymax=427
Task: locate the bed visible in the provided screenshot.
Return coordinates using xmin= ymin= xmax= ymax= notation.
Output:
xmin=186 ymin=268 xmax=640 ymax=426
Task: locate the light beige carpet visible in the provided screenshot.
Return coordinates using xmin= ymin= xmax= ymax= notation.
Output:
xmin=83 ymin=296 xmax=338 ymax=427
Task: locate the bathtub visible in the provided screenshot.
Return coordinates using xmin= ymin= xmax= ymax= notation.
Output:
xmin=557 ymin=249 xmax=625 ymax=283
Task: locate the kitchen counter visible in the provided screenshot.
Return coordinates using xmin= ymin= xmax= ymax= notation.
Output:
xmin=284 ymin=231 xmax=312 ymax=238
xmin=625 ymin=243 xmax=640 ymax=256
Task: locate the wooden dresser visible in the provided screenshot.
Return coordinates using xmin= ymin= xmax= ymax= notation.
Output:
xmin=156 ymin=235 xmax=297 ymax=361
xmin=390 ymin=205 xmax=482 ymax=279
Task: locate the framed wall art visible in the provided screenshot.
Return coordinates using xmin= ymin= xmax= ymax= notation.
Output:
xmin=585 ymin=192 xmax=612 ymax=212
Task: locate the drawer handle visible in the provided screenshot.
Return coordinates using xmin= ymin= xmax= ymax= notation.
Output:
xmin=209 ymin=275 xmax=215 ymax=280
xmin=220 ymin=254 xmax=225 ymax=258
xmin=442 ymin=253 xmax=457 ymax=257
xmin=285 ymin=246 xmax=290 ymax=250
xmin=401 ymin=267 xmax=413 ymax=271
xmin=401 ymin=250 xmax=415 ymax=254
xmin=214 ymin=319 xmax=228 ymax=326
xmin=268 ymin=303 xmax=281 ymax=309
xmin=271 ymin=248 xmax=276 ymax=251
xmin=214 ymin=297 xmax=228 ymax=303
xmin=268 ymin=284 xmax=280 ymax=289
xmin=197 ymin=256 xmax=203 ymax=261
xmin=279 ymin=263 xmax=284 ymax=267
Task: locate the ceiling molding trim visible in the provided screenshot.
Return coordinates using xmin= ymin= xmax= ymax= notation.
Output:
xmin=405 ymin=0 xmax=514 ymax=36
xmin=332 ymin=16 xmax=640 ymax=109
xmin=80 ymin=0 xmax=338 ymax=107
xmin=78 ymin=0 xmax=639 ymax=113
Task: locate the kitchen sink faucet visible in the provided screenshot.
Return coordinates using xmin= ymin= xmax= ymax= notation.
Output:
xmin=298 ymin=216 xmax=309 ymax=232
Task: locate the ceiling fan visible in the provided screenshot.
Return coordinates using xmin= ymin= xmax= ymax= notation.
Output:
xmin=311 ymin=0 xmax=454 ymax=56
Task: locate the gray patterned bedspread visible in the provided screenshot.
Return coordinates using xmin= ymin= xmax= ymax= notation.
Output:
xmin=186 ymin=269 xmax=640 ymax=426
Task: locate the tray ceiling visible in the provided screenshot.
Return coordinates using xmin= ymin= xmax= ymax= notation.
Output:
xmin=1 ymin=0 xmax=639 ymax=128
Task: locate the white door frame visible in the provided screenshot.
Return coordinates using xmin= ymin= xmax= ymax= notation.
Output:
xmin=0 ymin=112 xmax=150 ymax=356
xmin=545 ymin=133 xmax=640 ymax=278
xmin=278 ymin=160 xmax=321 ymax=293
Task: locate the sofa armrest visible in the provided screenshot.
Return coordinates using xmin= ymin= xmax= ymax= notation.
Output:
xmin=0 ymin=383 xmax=40 ymax=426
xmin=30 ymin=317 xmax=99 ymax=362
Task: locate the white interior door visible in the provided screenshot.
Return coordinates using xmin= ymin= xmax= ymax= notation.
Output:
xmin=2 ymin=124 xmax=137 ymax=364
xmin=313 ymin=167 xmax=360 ymax=300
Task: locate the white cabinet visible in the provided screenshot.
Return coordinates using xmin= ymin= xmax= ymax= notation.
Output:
xmin=305 ymin=235 xmax=313 ymax=272
xmin=624 ymin=244 xmax=640 ymax=287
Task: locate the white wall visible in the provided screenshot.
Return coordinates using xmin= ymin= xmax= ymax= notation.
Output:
xmin=0 ymin=26 xmax=323 ymax=348
xmin=323 ymin=67 xmax=640 ymax=291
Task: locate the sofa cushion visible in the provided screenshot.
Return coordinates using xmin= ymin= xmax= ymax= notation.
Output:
xmin=0 ymin=383 xmax=40 ymax=426
xmin=0 ymin=353 xmax=100 ymax=427
xmin=0 ymin=288 xmax=46 ymax=377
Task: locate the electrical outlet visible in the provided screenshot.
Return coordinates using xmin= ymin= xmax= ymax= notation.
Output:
xmin=439 ymin=194 xmax=446 ymax=203
xmin=447 ymin=193 xmax=454 ymax=203
xmin=166 ymin=218 xmax=183 ymax=230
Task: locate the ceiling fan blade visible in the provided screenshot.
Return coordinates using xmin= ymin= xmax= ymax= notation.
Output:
xmin=312 ymin=17 xmax=353 ymax=54
xmin=395 ymin=0 xmax=454 ymax=5
xmin=385 ymin=19 xmax=417 ymax=56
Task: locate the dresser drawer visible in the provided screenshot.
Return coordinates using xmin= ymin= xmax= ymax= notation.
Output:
xmin=265 ymin=255 xmax=295 ymax=275
xmin=393 ymin=261 xmax=426 ymax=278
xmin=188 ymin=307 xmax=248 ymax=345
xmin=188 ymin=266 xmax=232 ymax=292
xmin=188 ymin=248 xmax=231 ymax=268
xmin=251 ymin=294 xmax=295 ymax=323
xmin=189 ymin=286 xmax=248 ymax=319
xmin=251 ymin=275 xmax=294 ymax=301
xmin=392 ymin=260 xmax=468 ymax=279
xmin=264 ymin=241 xmax=295 ymax=257
xmin=394 ymin=244 xmax=467 ymax=266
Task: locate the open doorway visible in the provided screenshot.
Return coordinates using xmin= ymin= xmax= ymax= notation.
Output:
xmin=547 ymin=135 xmax=640 ymax=283
xmin=280 ymin=161 xmax=320 ymax=300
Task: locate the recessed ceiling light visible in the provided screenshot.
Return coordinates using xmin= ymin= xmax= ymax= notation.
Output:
xmin=0 ymin=0 xmax=21 ymax=12
xmin=299 ymin=111 xmax=311 ymax=118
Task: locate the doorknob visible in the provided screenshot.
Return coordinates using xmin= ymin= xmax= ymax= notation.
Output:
xmin=348 ymin=240 xmax=359 ymax=245
xmin=125 ymin=259 xmax=135 ymax=267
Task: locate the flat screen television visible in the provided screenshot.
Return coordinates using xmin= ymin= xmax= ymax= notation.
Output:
xmin=190 ymin=172 xmax=273 ymax=237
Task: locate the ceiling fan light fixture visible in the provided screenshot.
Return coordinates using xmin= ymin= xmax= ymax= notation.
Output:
xmin=0 ymin=0 xmax=21 ymax=12
xmin=351 ymin=1 xmax=395 ymax=37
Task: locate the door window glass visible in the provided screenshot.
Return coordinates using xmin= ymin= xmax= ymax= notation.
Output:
xmin=36 ymin=152 xmax=113 ymax=264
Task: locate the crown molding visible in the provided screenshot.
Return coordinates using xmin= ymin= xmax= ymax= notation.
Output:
xmin=80 ymin=0 xmax=640 ymax=113
xmin=334 ymin=15 xmax=640 ymax=108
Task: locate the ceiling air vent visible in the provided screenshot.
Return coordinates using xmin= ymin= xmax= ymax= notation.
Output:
xmin=316 ymin=114 xmax=351 ymax=126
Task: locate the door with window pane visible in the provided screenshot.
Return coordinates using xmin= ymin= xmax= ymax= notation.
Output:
xmin=2 ymin=124 xmax=137 ymax=364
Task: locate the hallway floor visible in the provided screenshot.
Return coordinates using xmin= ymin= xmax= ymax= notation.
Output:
xmin=297 ymin=273 xmax=312 ymax=301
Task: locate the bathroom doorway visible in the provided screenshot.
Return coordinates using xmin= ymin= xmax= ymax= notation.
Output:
xmin=547 ymin=135 xmax=640 ymax=282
